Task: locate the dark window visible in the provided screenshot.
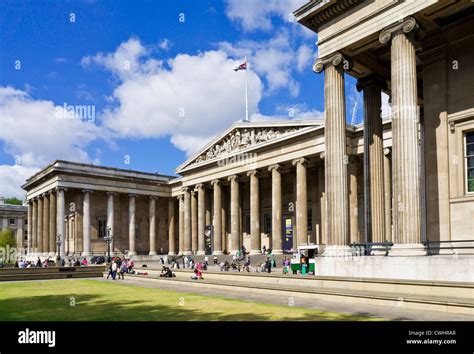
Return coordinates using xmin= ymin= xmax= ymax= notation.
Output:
xmin=245 ymin=214 xmax=250 ymax=234
xmin=466 ymin=131 xmax=474 ymax=193
xmin=263 ymin=213 xmax=272 ymax=234
xmin=98 ymin=219 xmax=106 ymax=238
xmin=308 ymin=208 xmax=312 ymax=231
xmin=9 ymin=219 xmax=15 ymax=225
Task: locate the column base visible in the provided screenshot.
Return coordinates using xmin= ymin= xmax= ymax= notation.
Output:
xmin=271 ymin=249 xmax=283 ymax=255
xmin=148 ymin=251 xmax=157 ymax=256
xmin=183 ymin=251 xmax=193 ymax=256
xmin=127 ymin=251 xmax=137 ymax=257
xmin=48 ymin=252 xmax=56 ymax=258
xmin=177 ymin=251 xmax=183 ymax=256
xmin=213 ymin=250 xmax=224 ymax=256
xmin=389 ymin=243 xmax=426 ymax=256
xmin=249 ymin=250 xmax=261 ymax=255
xmin=81 ymin=252 xmax=92 ymax=257
xmin=168 ymin=252 xmax=176 ymax=256
xmin=322 ymin=245 xmax=353 ymax=257
xmin=196 ymin=251 xmax=205 ymax=256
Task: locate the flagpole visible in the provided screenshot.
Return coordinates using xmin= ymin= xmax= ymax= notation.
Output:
xmin=244 ymin=54 xmax=249 ymax=122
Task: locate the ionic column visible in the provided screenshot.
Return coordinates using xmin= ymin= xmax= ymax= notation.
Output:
xmin=168 ymin=198 xmax=176 ymax=255
xmin=49 ymin=191 xmax=56 ymax=256
xmin=106 ymin=192 xmax=115 ymax=255
xmin=82 ymin=189 xmax=92 ymax=256
xmin=37 ymin=196 xmax=43 ymax=254
xmin=56 ymin=187 xmax=66 ymax=256
xmin=348 ymin=157 xmax=360 ymax=243
xmin=196 ymin=184 xmax=206 ymax=255
xmin=211 ymin=180 xmax=223 ymax=255
xmin=384 ymin=148 xmax=392 ymax=241
xmin=247 ymin=170 xmax=260 ymax=255
xmin=314 ymin=52 xmax=351 ymax=254
xmin=379 ymin=17 xmax=422 ymax=252
xmin=182 ymin=188 xmax=192 ymax=255
xmin=318 ymin=163 xmax=327 ymax=245
xmin=269 ymin=164 xmax=282 ymax=254
xmin=32 ymin=198 xmax=38 ymax=254
xmin=292 ymin=158 xmax=308 ymax=247
xmin=128 ymin=194 xmax=137 ymax=256
xmin=149 ymin=196 xmax=157 ymax=256
xmin=42 ymin=193 xmax=50 ymax=256
xmin=191 ymin=189 xmax=198 ymax=253
xmin=357 ymin=76 xmax=386 ymax=243
xmin=27 ymin=200 xmax=32 ymax=254
xmin=177 ymin=195 xmax=184 ymax=255
xmin=228 ymin=175 xmax=240 ymax=254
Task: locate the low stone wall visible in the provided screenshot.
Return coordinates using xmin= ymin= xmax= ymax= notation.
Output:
xmin=315 ymin=255 xmax=474 ymax=283
xmin=0 ymin=266 xmax=106 ymax=282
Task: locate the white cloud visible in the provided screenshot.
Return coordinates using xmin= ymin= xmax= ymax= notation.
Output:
xmin=225 ymin=0 xmax=308 ymax=32
xmin=85 ymin=39 xmax=263 ymax=154
xmin=158 ymin=39 xmax=171 ymax=51
xmin=296 ymin=44 xmax=313 ymax=72
xmin=218 ymin=31 xmax=302 ymax=96
xmin=381 ymin=92 xmax=391 ymax=119
xmin=81 ymin=37 xmax=162 ymax=80
xmin=0 ymin=86 xmax=101 ymax=168
xmin=0 ymin=164 xmax=39 ymax=199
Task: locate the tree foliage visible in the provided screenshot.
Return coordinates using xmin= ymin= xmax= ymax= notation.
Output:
xmin=0 ymin=229 xmax=16 ymax=249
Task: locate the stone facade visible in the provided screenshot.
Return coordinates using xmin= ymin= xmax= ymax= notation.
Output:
xmin=21 ymin=1 xmax=474 ymax=267
xmin=0 ymin=200 xmax=27 ymax=254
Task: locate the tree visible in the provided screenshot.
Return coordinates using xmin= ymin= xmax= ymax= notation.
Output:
xmin=4 ymin=197 xmax=23 ymax=205
xmin=0 ymin=229 xmax=16 ymax=249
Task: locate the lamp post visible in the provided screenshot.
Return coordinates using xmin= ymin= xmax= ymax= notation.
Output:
xmin=104 ymin=227 xmax=113 ymax=262
xmin=56 ymin=233 xmax=62 ymax=263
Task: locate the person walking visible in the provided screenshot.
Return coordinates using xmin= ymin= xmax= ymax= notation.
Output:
xmin=265 ymin=257 xmax=272 ymax=274
xmin=107 ymin=262 xmax=113 ymax=279
xmin=111 ymin=261 xmax=118 ymax=280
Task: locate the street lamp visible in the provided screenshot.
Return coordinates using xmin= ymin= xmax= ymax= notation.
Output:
xmin=56 ymin=233 xmax=62 ymax=263
xmin=104 ymin=227 xmax=113 ymax=262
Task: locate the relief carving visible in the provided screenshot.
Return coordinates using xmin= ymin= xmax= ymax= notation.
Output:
xmin=190 ymin=126 xmax=303 ymax=166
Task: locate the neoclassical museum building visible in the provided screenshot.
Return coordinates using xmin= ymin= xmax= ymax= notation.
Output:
xmin=22 ymin=0 xmax=474 ymax=281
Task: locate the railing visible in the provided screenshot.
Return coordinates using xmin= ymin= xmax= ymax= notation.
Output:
xmin=349 ymin=242 xmax=394 ymax=256
xmin=423 ymin=240 xmax=474 ymax=256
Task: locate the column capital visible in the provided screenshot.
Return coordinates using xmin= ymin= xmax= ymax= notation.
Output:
xmin=82 ymin=189 xmax=93 ymax=194
xmin=128 ymin=193 xmax=137 ymax=198
xmin=181 ymin=187 xmax=190 ymax=193
xmin=379 ymin=16 xmax=418 ymax=44
xmin=176 ymin=194 xmax=184 ymax=201
xmin=313 ymin=52 xmax=352 ymax=74
xmin=268 ymin=164 xmax=280 ymax=172
xmin=227 ymin=175 xmax=239 ymax=182
xmin=246 ymin=170 xmax=259 ymax=178
xmin=106 ymin=191 xmax=116 ymax=196
xmin=383 ymin=147 xmax=391 ymax=156
xmin=148 ymin=195 xmax=158 ymax=200
xmin=55 ymin=186 xmax=68 ymax=192
xmin=356 ymin=74 xmax=387 ymax=92
xmin=210 ymin=179 xmax=220 ymax=187
xmin=319 ymin=152 xmax=325 ymax=160
xmin=292 ymin=157 xmax=307 ymax=166
xmin=195 ymin=183 xmax=205 ymax=190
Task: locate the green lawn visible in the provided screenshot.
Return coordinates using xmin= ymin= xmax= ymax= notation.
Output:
xmin=0 ymin=279 xmax=380 ymax=321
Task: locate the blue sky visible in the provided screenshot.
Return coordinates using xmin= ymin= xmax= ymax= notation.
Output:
xmin=0 ymin=0 xmax=364 ymax=198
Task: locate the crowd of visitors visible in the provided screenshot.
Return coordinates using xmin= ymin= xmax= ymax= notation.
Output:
xmin=106 ymin=257 xmax=135 ymax=280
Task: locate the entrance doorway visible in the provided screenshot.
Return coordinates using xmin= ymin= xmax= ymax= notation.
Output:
xmin=282 ymin=217 xmax=293 ymax=253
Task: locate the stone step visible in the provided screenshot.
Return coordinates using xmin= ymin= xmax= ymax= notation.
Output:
xmin=124 ymin=273 xmax=474 ymax=316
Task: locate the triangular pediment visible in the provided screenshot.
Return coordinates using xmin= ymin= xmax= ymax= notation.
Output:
xmin=176 ymin=120 xmax=324 ymax=173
